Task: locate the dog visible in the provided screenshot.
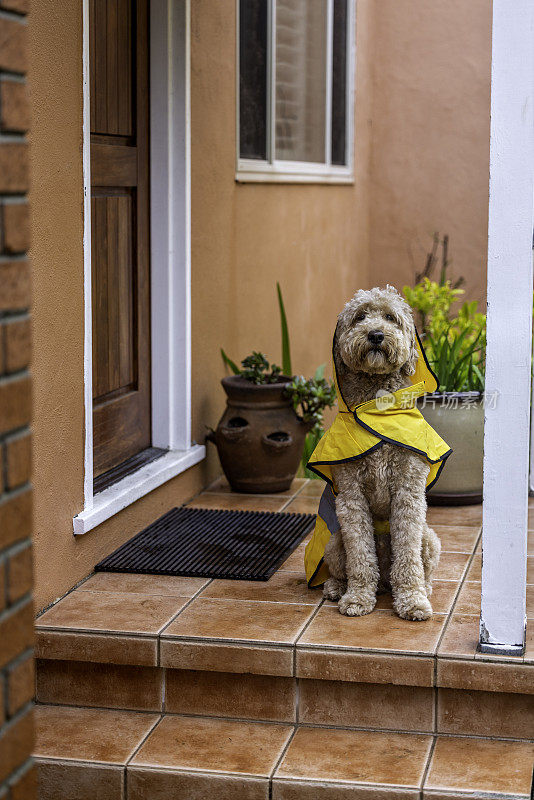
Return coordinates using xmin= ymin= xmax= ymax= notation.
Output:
xmin=323 ymin=286 xmax=441 ymax=621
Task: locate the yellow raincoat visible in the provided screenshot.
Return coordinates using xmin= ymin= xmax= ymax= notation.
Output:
xmin=304 ymin=331 xmax=452 ymax=587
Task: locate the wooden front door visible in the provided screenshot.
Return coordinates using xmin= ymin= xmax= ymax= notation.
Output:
xmin=90 ymin=0 xmax=151 ymax=485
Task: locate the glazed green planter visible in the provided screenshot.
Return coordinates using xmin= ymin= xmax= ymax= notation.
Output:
xmin=419 ymin=392 xmax=483 ymax=505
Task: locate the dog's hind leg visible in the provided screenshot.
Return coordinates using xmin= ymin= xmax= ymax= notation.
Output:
xmin=332 ymin=465 xmax=379 ymax=617
xmin=323 ymin=531 xmax=346 ymax=601
xmin=421 ymin=523 xmax=441 ymax=597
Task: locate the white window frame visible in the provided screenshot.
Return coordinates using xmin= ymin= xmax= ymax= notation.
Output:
xmin=74 ymin=0 xmax=205 ymax=536
xmin=236 ymin=0 xmax=356 ymax=184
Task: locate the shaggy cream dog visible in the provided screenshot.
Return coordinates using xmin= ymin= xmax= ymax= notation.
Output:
xmin=323 ymin=286 xmax=441 ymax=621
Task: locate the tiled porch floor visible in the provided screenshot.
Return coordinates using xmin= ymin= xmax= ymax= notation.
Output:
xmin=37 ymin=477 xmax=534 ymax=682
xmin=34 ymin=479 xmax=534 ymax=799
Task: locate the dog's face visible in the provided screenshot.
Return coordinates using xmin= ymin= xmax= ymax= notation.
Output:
xmin=335 ymin=286 xmax=417 ymax=376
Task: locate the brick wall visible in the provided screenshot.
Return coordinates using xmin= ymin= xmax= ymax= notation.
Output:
xmin=0 ymin=0 xmax=36 ymax=797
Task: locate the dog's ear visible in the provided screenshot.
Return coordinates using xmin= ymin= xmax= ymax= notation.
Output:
xmin=401 ymin=318 xmax=418 ymax=377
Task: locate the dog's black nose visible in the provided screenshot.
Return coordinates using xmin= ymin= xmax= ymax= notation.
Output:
xmin=368 ymin=330 xmax=384 ymax=345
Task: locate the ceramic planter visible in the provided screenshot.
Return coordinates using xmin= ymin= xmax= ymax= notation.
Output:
xmin=211 ymin=376 xmax=312 ymax=494
xmin=419 ymin=392 xmax=483 ymax=505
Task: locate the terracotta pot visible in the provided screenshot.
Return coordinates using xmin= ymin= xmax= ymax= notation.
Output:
xmin=419 ymin=392 xmax=483 ymax=505
xmin=211 ymin=376 xmax=311 ymax=493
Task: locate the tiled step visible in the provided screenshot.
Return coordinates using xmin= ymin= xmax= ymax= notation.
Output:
xmin=35 ymin=659 xmax=534 ymax=740
xmin=34 ymin=705 xmax=534 ymax=800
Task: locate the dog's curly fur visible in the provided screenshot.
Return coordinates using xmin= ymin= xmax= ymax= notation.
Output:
xmin=323 ymin=285 xmax=441 ymax=621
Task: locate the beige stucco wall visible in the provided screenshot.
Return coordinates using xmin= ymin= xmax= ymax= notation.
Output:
xmin=367 ymin=0 xmax=492 ymax=304
xmin=29 ymin=0 xmax=492 ymax=610
xmin=29 ymin=0 xmax=372 ymax=611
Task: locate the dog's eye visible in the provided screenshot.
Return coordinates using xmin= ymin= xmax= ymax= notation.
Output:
xmin=355 ymin=312 xmax=366 ymax=322
xmin=385 ymin=314 xmax=395 ymax=322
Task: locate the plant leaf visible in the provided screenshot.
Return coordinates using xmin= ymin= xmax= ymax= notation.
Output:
xmin=277 ymin=282 xmax=292 ymax=376
xmin=220 ymin=348 xmax=241 ymax=375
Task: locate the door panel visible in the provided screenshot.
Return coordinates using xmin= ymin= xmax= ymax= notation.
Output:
xmin=90 ymin=0 xmax=151 ymax=481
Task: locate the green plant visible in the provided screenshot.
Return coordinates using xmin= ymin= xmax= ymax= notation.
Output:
xmin=220 ymin=285 xmax=336 ymax=478
xmin=403 ymin=249 xmax=486 ymax=392
xmin=240 ymin=352 xmax=282 ymax=384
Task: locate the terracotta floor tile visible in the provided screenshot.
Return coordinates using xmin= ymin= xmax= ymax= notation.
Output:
xmin=37 ymin=761 xmax=122 ymax=800
xmin=36 ymin=659 xmax=164 ymax=712
xmin=298 ymin=607 xmax=447 ymax=655
xmin=37 ymin=590 xmax=187 ymax=636
xmin=437 ymin=686 xmax=534 ymax=739
xmin=186 ymin=493 xmax=288 ymax=512
xmin=528 ymin=584 xmax=534 ymax=617
xmin=34 ymin=705 xmax=159 ymax=765
xmin=426 ymin=505 xmax=482 ymax=528
xmin=130 ymin=714 xmax=293 ymax=776
xmin=160 ymin=639 xmax=294 ymax=676
xmin=433 ymin=525 xmax=480 ymax=553
xmin=437 ymin=657 xmax=534 ymax=695
xmin=454 ymin=581 xmax=481 ymax=615
xmin=299 ymin=678 xmax=434 ymax=732
xmin=438 ymin=614 xmax=478 ymax=658
xmin=127 ymin=769 xmax=269 ymax=800
xmin=371 ymin=581 xmax=458 ymax=614
xmin=528 ymin=530 xmax=534 ymax=555
xmin=199 ymin=571 xmax=321 ymax=605
xmin=525 ymin=623 xmax=534 ymax=663
xmin=433 ymin=552 xmax=469 ymax=581
xmin=424 ymin=736 xmax=534 ymax=797
xmin=165 ymin=669 xmax=296 ymax=722
xmin=298 ymin=480 xmax=327 ymax=498
xmin=282 ymin=496 xmax=320 ymax=515
xmin=274 ymin=726 xmax=432 ymax=789
xmin=296 ymin=648 xmax=434 ymax=687
xmin=36 ymin=629 xmax=158 ymax=666
xmin=82 ymin=573 xmax=209 ymax=597
xmin=466 ymin=553 xmax=481 ymax=581
xmin=277 ymin=539 xmax=310 ymax=573
xmin=206 ymin=476 xmax=307 ymax=498
xmin=528 ymin=556 xmax=533 ymax=584
xmin=161 ymin=597 xmax=316 ymax=645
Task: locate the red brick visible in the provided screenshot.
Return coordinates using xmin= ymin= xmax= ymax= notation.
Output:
xmin=0 ymin=80 xmax=29 ymax=133
xmin=10 ymin=763 xmax=37 ymax=800
xmin=0 ymin=0 xmax=29 ymax=12
xmin=0 ymin=261 xmax=31 ymax=312
xmin=6 ymin=432 xmax=31 ymax=488
xmin=0 ymin=707 xmax=34 ymax=783
xmin=0 ymin=143 xmax=29 ymax=194
xmin=1 ymin=202 xmax=30 ymax=253
xmin=4 ymin=318 xmax=31 ymax=372
xmin=7 ymin=544 xmax=32 ymax=603
xmin=0 ymin=600 xmax=33 ymax=670
xmin=0 ymin=560 xmax=5 ymax=612
xmin=0 ymin=376 xmax=31 ymax=434
xmin=0 ymin=18 xmax=27 ymax=73
xmin=0 ymin=490 xmax=32 ymax=551
xmin=7 ymin=654 xmax=34 ymax=715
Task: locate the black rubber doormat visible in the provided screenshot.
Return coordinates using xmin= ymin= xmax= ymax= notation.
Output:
xmin=95 ymin=506 xmax=316 ymax=581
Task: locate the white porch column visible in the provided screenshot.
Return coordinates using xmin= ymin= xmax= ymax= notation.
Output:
xmin=481 ymin=0 xmax=534 ymax=655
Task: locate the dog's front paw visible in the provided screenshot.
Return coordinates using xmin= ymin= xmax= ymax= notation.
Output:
xmin=338 ymin=589 xmax=376 ymax=617
xmin=394 ymin=590 xmax=432 ymax=621
xmin=323 ymin=577 xmax=346 ymax=601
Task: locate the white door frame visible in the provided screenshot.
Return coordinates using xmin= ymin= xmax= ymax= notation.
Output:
xmin=74 ymin=0 xmax=204 ymax=536
xmin=480 ymin=0 xmax=534 ymax=654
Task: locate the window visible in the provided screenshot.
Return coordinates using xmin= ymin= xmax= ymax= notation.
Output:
xmin=238 ymin=0 xmax=355 ymax=182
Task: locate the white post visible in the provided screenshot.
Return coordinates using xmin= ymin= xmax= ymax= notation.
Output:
xmin=481 ymin=0 xmax=534 ymax=655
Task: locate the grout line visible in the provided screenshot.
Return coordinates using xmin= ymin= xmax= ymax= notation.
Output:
xmin=269 ymin=724 xmax=298 ymax=800
xmin=156 ymin=580 xmax=214 ymax=663
xmin=124 ymin=714 xmax=164 ymax=768
xmin=419 ymin=734 xmax=437 ymax=800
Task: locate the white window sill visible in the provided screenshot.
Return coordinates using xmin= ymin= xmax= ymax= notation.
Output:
xmin=73 ymin=445 xmax=206 ymax=535
xmin=236 ymin=159 xmax=354 ymax=185
xmin=236 ymin=169 xmax=354 ymax=185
